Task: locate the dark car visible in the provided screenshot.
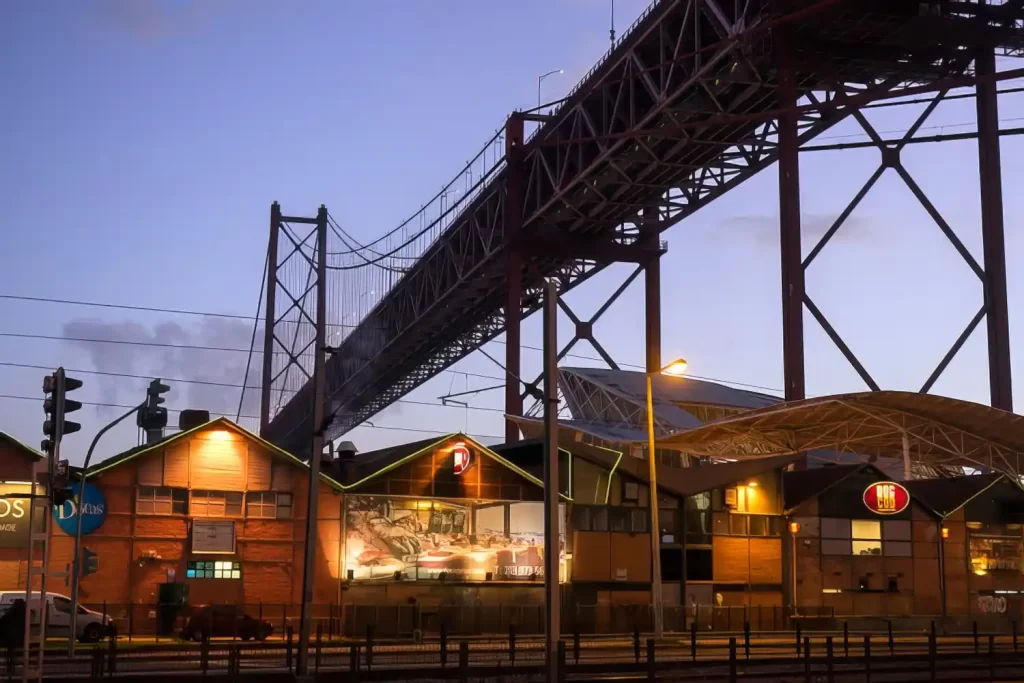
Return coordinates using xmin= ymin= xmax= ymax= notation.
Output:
xmin=180 ymin=605 xmax=273 ymax=641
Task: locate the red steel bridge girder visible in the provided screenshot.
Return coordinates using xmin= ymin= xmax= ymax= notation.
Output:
xmin=262 ymin=0 xmax=1024 ymax=453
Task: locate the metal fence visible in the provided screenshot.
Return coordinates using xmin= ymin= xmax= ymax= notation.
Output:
xmin=8 ymin=625 xmax=1024 ymax=682
xmin=81 ymin=601 xmax=1024 ymax=642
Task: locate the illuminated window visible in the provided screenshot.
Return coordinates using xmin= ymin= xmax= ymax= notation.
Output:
xmin=246 ymin=492 xmax=293 ymax=519
xmin=186 ymin=560 xmax=240 ymax=580
xmin=192 ymin=490 xmax=243 ymax=517
xmin=136 ymin=487 xmax=188 ymax=515
xmin=852 ymin=520 xmax=882 ymax=555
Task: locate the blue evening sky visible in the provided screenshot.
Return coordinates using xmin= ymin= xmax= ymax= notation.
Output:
xmin=1 ymin=0 xmax=1021 ymax=464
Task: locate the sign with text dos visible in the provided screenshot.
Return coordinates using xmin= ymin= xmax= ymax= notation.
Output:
xmin=0 ymin=497 xmax=31 ymax=548
xmin=863 ymin=481 xmax=910 ymax=515
xmin=53 ymin=482 xmax=108 ymax=536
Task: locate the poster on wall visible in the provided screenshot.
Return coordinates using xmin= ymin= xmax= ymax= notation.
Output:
xmin=345 ymin=495 xmax=565 ymax=581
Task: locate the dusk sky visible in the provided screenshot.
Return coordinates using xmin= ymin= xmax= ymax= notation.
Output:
xmin=1 ymin=0 xmax=1022 ymax=465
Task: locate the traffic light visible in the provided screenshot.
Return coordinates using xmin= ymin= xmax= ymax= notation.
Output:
xmin=80 ymin=547 xmax=98 ymax=578
xmin=137 ymin=379 xmax=170 ymax=431
xmin=42 ymin=367 xmax=83 ymax=454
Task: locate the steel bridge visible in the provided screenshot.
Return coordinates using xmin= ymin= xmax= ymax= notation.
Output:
xmin=260 ymin=0 xmax=1024 ymax=456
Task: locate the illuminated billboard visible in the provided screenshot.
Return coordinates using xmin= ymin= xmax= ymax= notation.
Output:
xmin=344 ymin=495 xmax=565 ymax=582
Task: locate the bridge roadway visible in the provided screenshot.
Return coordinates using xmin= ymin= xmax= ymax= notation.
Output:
xmin=264 ymin=0 xmax=1024 ymax=452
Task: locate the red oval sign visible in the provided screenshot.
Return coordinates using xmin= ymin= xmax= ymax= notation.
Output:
xmin=863 ymin=481 xmax=910 ymax=515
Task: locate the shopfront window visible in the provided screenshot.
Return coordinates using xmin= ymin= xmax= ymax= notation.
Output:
xmin=187 ymin=560 xmax=240 ymax=579
xmin=968 ymin=523 xmax=1023 ymax=575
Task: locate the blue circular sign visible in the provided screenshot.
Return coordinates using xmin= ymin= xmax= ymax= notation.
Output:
xmin=53 ymin=482 xmax=107 ymax=536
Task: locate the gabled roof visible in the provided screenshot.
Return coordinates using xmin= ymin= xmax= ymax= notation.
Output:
xmin=562 ymin=367 xmax=781 ymax=412
xmin=783 ymin=464 xmax=876 ymax=511
xmin=87 ymin=417 xmax=320 ymax=482
xmin=0 ymin=431 xmax=44 ymax=460
xmin=903 ymin=474 xmax=1006 ymax=518
xmin=338 ymin=432 xmax=571 ymax=500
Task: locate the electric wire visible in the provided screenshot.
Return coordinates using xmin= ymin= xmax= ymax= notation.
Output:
xmin=0 ymin=393 xmax=502 ymax=440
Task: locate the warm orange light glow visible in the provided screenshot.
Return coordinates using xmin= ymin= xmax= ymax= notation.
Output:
xmin=661 ymin=359 xmax=688 ymax=376
xmin=941 ymin=527 xmax=950 ymax=539
xmin=789 ymin=521 xmax=801 ymax=534
xmin=205 ymin=430 xmax=235 ymax=441
xmin=747 ymin=481 xmax=758 ymax=488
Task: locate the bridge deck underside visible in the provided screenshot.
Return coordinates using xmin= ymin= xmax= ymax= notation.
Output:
xmin=265 ymin=0 xmax=1024 ymax=454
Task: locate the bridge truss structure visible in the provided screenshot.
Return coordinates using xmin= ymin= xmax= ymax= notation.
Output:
xmin=260 ymin=0 xmax=1024 ymax=457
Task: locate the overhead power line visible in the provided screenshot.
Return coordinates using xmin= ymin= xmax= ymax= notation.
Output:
xmin=0 ymin=393 xmax=501 ymax=440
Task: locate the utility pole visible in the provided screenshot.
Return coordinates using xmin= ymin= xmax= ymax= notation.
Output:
xmin=542 ymin=279 xmax=561 ymax=682
xmin=296 ymin=205 xmax=329 ymax=677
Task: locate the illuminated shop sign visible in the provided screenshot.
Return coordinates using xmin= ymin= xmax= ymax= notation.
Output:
xmin=452 ymin=442 xmax=472 ymax=475
xmin=862 ymin=481 xmax=909 ymax=515
xmin=345 ymin=495 xmax=566 ymax=582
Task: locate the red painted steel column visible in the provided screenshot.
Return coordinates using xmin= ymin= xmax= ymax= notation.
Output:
xmin=777 ymin=30 xmax=805 ymax=405
xmin=504 ymin=114 xmax=525 ymax=442
xmin=976 ymin=46 xmax=1013 ymax=412
xmin=260 ymin=201 xmax=281 ymax=436
xmin=644 ymin=206 xmax=662 ymax=375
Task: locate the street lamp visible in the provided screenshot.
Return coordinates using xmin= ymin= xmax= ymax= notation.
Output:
xmin=538 ymin=68 xmax=564 ymax=108
xmin=645 ymin=357 xmax=687 ymax=638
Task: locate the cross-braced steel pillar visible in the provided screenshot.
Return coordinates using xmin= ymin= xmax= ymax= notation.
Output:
xmin=976 ymin=46 xmax=1014 ymax=412
xmin=260 ymin=202 xmax=281 ymax=436
xmin=644 ymin=206 xmax=663 ymax=374
xmin=776 ymin=29 xmax=806 ymax=403
xmin=504 ymin=114 xmax=525 ymax=442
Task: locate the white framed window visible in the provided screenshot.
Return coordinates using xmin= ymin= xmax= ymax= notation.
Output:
xmin=246 ymin=491 xmax=293 ymax=519
xmin=136 ymin=487 xmax=188 ymax=515
xmin=192 ymin=490 xmax=243 ymax=517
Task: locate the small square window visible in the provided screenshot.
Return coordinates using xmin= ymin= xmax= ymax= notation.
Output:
xmin=730 ymin=515 xmax=748 ymax=536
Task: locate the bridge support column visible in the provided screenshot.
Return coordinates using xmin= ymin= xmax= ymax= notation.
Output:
xmin=975 ymin=45 xmax=1013 ymax=412
xmin=260 ymin=201 xmax=281 ymax=436
xmin=777 ymin=31 xmax=805 ymax=405
xmin=504 ymin=114 xmax=525 ymax=442
xmin=643 ymin=206 xmax=662 ymax=375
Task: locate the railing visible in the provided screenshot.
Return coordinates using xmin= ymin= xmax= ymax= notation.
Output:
xmin=10 ymin=620 xmax=1024 ymax=682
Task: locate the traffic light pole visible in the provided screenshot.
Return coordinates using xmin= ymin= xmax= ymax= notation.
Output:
xmin=67 ymin=402 xmax=143 ymax=656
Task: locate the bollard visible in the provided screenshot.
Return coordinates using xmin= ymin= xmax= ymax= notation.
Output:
xmin=1014 ymin=620 xmax=1019 ymax=653
xmin=843 ymin=621 xmax=849 ymax=657
xmin=328 ymin=602 xmax=334 ymax=640
xmin=573 ymin=630 xmax=580 ymax=664
xmin=458 ymin=641 xmax=469 ymax=683
xmin=127 ymin=602 xmax=134 ymax=643
xmin=887 ymin=620 xmax=894 ymax=655
xmin=634 ymin=626 xmax=641 ymax=663
xmin=285 ymin=626 xmax=293 ymax=672
xmin=315 ymin=623 xmax=322 ymax=672
xmin=440 ymin=622 xmax=448 ymax=667
xmin=728 ymin=637 xmax=737 ymax=683
xmin=744 ymin=621 xmax=750 ymax=659
xmin=973 ymin=620 xmax=979 ymax=654
xmin=931 ymin=620 xmax=936 ymax=642
xmin=558 ymin=640 xmax=567 ymax=683
xmin=509 ymin=622 xmax=516 ymax=665
xmin=864 ymin=635 xmax=871 ymax=683
xmin=929 ymin=629 xmax=937 ymax=682
xmin=349 ymin=644 xmax=359 ymax=674
xmin=691 ymin=620 xmax=697 ymax=661
xmin=803 ymin=637 xmax=811 ymax=683
xmin=201 ymin=633 xmax=210 ymax=674
xmin=107 ymin=633 xmax=117 ymax=676
xmin=988 ymin=633 xmax=996 ymax=680
xmin=795 ymin=622 xmax=802 ymax=655
xmin=826 ymin=636 xmax=834 ymax=683
xmin=646 ymin=638 xmax=656 ymax=681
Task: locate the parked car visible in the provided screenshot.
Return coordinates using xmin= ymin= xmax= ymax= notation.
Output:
xmin=0 ymin=591 xmax=113 ymax=643
xmin=180 ymin=605 xmax=272 ymax=641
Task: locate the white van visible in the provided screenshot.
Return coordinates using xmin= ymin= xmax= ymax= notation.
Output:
xmin=0 ymin=591 xmax=113 ymax=642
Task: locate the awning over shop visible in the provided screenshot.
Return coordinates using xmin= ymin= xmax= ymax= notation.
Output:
xmin=654 ymin=391 xmax=1024 ymax=483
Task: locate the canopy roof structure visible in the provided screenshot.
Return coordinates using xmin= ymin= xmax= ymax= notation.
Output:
xmin=655 ymin=391 xmax=1024 ymax=482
